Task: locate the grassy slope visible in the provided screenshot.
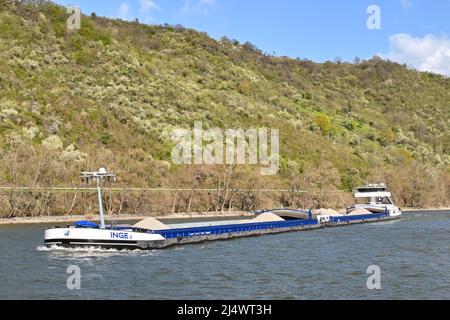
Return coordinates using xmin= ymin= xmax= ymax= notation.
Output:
xmin=0 ymin=2 xmax=449 ymax=213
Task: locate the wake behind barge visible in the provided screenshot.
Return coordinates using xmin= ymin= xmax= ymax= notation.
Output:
xmin=44 ymin=170 xmax=402 ymax=250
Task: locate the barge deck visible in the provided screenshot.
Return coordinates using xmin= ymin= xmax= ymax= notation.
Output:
xmin=136 ymin=212 xmax=399 ymax=249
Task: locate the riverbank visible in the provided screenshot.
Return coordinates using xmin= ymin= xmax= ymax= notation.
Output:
xmin=401 ymin=207 xmax=450 ymax=212
xmin=0 ymin=207 xmax=449 ymax=225
xmin=0 ymin=211 xmax=254 ymax=225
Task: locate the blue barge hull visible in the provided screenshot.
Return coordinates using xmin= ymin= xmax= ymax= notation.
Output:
xmin=137 ymin=212 xmax=397 ymax=249
xmin=158 ymin=218 xmax=319 ymax=239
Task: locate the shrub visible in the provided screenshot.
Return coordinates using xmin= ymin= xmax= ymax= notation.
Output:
xmin=0 ymin=13 xmax=23 ymax=39
xmin=42 ymin=135 xmax=63 ymax=151
xmin=315 ymin=113 xmax=332 ymax=135
xmin=75 ymin=48 xmax=94 ymax=65
xmin=237 ymin=79 xmax=252 ymax=96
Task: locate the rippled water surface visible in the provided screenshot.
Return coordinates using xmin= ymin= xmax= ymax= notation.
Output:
xmin=0 ymin=211 xmax=449 ymax=299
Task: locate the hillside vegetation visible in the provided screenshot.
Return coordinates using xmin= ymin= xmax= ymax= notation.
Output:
xmin=0 ymin=1 xmax=449 ymax=217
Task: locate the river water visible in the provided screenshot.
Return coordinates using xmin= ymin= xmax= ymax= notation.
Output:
xmin=0 ymin=211 xmax=448 ymax=300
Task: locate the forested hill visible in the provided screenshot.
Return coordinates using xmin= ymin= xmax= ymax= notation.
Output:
xmin=0 ymin=1 xmax=449 ymax=217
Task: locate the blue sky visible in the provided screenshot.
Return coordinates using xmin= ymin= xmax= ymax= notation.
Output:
xmin=54 ymin=0 xmax=450 ymax=75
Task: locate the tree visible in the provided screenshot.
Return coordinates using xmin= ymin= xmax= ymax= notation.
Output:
xmin=315 ymin=113 xmax=332 ymax=135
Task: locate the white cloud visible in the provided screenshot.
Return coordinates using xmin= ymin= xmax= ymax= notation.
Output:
xmin=400 ymin=0 xmax=413 ymax=9
xmin=118 ymin=3 xmax=130 ymax=18
xmin=140 ymin=0 xmax=160 ymax=13
xmin=382 ymin=33 xmax=450 ymax=76
xmin=182 ymin=0 xmax=216 ymax=16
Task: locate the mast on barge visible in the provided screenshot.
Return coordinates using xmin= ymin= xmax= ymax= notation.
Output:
xmin=81 ymin=168 xmax=116 ymax=229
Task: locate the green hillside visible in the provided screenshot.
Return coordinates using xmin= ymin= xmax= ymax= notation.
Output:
xmin=0 ymin=1 xmax=449 ymax=217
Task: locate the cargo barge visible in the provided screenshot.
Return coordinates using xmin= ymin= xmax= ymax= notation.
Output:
xmin=43 ymin=169 xmax=402 ymax=250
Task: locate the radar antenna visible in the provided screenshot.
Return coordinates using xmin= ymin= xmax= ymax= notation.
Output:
xmin=81 ymin=168 xmax=116 ymax=229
